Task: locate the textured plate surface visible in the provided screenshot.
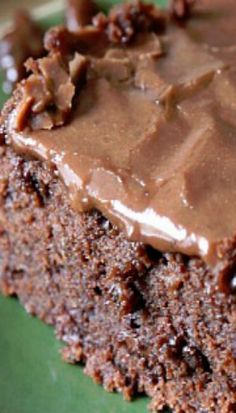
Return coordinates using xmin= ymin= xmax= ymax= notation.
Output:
xmin=0 ymin=2 xmax=168 ymax=413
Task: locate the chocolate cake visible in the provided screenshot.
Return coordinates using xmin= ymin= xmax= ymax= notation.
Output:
xmin=0 ymin=1 xmax=235 ymax=412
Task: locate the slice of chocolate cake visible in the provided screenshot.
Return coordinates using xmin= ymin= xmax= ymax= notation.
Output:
xmin=0 ymin=1 xmax=235 ymax=412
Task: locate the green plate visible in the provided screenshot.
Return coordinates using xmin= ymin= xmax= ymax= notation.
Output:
xmin=0 ymin=2 xmax=168 ymax=413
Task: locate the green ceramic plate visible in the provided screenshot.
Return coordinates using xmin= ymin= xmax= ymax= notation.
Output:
xmin=0 ymin=2 xmax=168 ymax=413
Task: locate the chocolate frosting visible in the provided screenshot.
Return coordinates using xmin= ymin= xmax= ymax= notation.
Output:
xmin=65 ymin=0 xmax=98 ymax=31
xmin=4 ymin=0 xmax=236 ymax=289
xmin=0 ymin=10 xmax=44 ymax=94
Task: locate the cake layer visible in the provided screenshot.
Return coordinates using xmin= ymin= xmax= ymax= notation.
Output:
xmin=0 ymin=144 xmax=235 ymax=412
